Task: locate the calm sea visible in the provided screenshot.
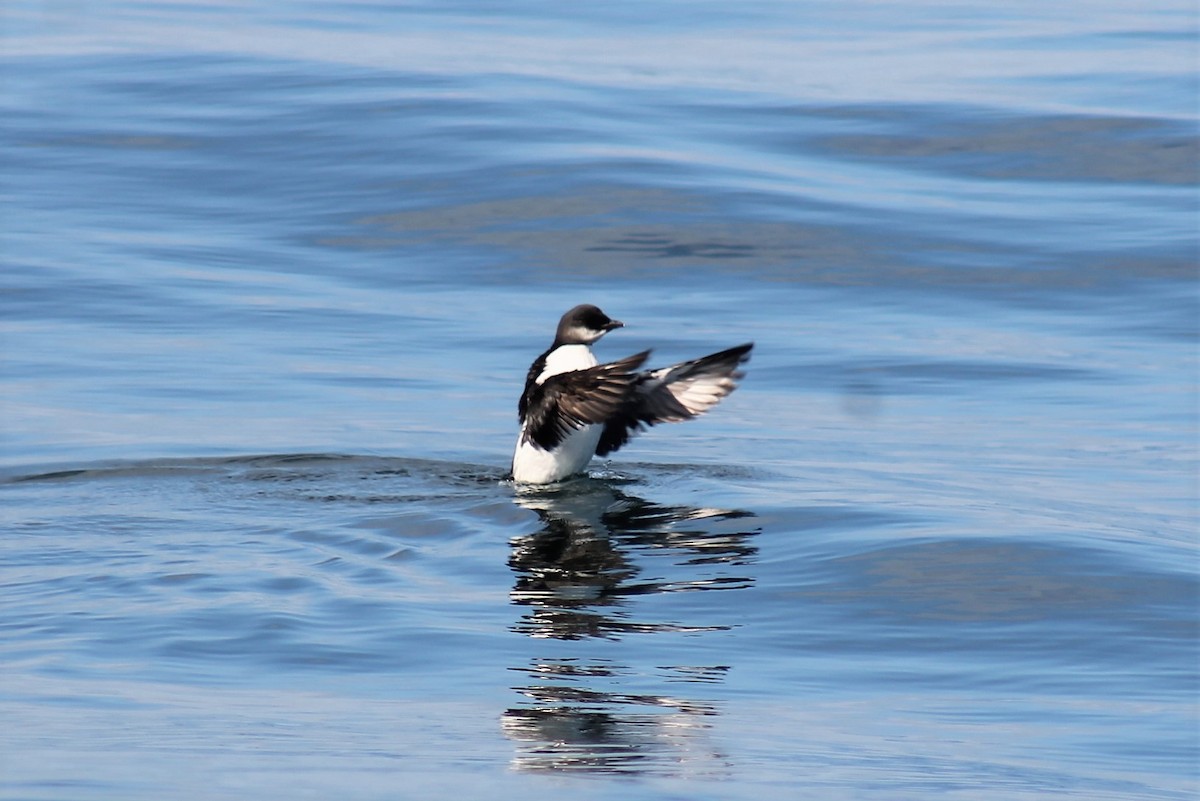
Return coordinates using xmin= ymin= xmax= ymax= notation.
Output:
xmin=2 ymin=2 xmax=1197 ymax=799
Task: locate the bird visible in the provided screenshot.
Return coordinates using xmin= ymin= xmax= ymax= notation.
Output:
xmin=511 ymin=304 xmax=752 ymax=484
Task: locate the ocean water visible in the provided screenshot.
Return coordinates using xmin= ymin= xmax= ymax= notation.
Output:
xmin=1 ymin=1 xmax=1197 ymax=799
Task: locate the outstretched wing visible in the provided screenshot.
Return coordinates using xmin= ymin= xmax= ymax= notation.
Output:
xmin=595 ymin=343 xmax=753 ymax=457
xmin=521 ymin=350 xmax=651 ymax=451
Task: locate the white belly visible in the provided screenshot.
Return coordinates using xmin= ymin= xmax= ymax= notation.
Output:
xmin=512 ymin=424 xmax=602 ymax=484
xmin=512 ymin=343 xmax=600 ymax=484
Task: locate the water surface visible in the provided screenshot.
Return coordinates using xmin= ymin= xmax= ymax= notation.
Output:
xmin=2 ymin=1 xmax=1197 ymax=799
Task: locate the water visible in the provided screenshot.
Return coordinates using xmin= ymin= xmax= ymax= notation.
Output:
xmin=2 ymin=1 xmax=1197 ymax=799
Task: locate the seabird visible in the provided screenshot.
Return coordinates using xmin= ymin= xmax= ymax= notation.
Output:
xmin=511 ymin=304 xmax=752 ymax=484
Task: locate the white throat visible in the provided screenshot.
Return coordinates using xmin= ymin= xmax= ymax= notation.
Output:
xmin=536 ymin=343 xmax=597 ymax=383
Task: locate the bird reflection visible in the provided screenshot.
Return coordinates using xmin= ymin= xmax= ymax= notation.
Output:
xmin=508 ymin=482 xmax=757 ymax=639
xmin=503 ymin=480 xmax=758 ymax=775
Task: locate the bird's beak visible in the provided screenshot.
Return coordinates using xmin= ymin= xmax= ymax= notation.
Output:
xmin=605 ymin=320 xmax=624 ymax=331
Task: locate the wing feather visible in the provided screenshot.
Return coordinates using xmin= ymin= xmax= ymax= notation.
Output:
xmin=521 ymin=350 xmax=651 ymax=450
xmin=596 ymin=343 xmax=752 ymax=457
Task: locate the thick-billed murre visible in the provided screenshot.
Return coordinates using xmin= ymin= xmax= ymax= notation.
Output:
xmin=511 ymin=304 xmax=752 ymax=484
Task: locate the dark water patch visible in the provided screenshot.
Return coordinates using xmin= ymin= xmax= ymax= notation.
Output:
xmin=353 ymin=186 xmax=885 ymax=285
xmin=8 ymin=468 xmax=91 ymax=483
xmin=748 ymin=506 xmax=923 ymax=542
xmin=751 ymin=533 xmax=1199 ymax=697
xmin=759 ymin=356 xmax=1104 ymax=397
xmin=0 ymin=453 xmax=498 ymax=489
xmin=350 ymin=177 xmax=1194 ymax=314
xmin=809 ymin=106 xmax=1199 ymax=186
xmin=586 ymin=235 xmax=757 ymax=260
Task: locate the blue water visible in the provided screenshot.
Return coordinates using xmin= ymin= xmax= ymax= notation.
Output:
xmin=2 ymin=1 xmax=1197 ymax=799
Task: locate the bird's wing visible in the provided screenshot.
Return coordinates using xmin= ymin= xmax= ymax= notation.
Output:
xmin=596 ymin=343 xmax=752 ymax=457
xmin=517 ymin=351 xmax=549 ymax=421
xmin=521 ymin=350 xmax=651 ymax=450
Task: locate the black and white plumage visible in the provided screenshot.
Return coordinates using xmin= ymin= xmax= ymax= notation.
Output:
xmin=512 ymin=304 xmax=752 ymax=484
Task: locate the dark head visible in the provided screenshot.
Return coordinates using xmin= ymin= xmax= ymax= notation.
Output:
xmin=554 ymin=304 xmax=623 ymax=346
